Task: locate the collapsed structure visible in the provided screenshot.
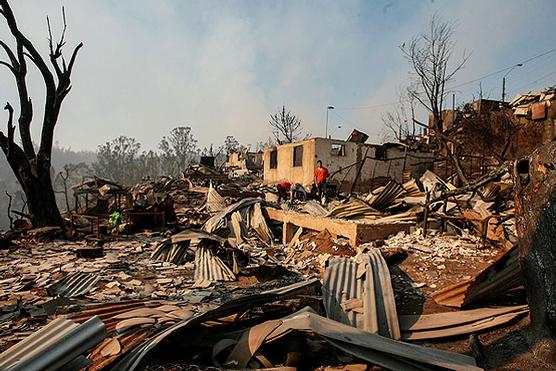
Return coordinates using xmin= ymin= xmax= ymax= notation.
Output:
xmin=0 ymin=89 xmax=555 ymax=370
xmin=263 ymin=131 xmax=435 ymax=192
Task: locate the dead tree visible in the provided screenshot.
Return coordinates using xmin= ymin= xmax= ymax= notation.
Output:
xmin=0 ymin=1 xmax=83 ymax=227
xmin=382 ymin=90 xmax=417 ymax=143
xmin=56 ymin=165 xmax=72 ymax=215
xmin=401 ymin=14 xmax=469 ymax=184
xmin=269 ymin=105 xmax=302 ymax=144
xmin=514 ymin=141 xmax=556 ymax=351
xmin=4 ymin=190 xmax=13 ymax=229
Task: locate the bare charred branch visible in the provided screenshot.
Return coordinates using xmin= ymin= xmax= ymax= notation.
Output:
xmin=429 ymin=161 xmax=511 ymax=205
xmin=0 ymin=0 xmax=55 ymax=92
xmin=401 ymin=13 xmax=469 ymax=185
xmin=4 ymin=190 xmax=13 ymax=228
xmin=0 ymin=0 xmax=80 ymax=227
xmin=269 ymin=105 xmax=303 ymax=144
xmin=2 ymin=102 xmax=14 ymax=157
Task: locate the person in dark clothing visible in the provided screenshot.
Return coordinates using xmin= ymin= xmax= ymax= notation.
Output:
xmin=276 ymin=180 xmax=291 ymax=203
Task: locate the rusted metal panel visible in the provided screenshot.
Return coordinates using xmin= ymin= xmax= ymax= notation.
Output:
xmin=432 ymin=245 xmax=522 ymax=308
xmin=323 ymin=250 xmax=400 ymax=339
xmin=47 ymin=272 xmax=100 ymax=298
xmin=109 ymin=279 xmax=322 ymax=371
xmin=531 ymin=101 xmax=546 ymax=120
xmin=369 ymin=180 xmax=405 ymax=211
xmin=400 ymin=305 xmax=528 ymax=341
xmin=0 ymin=316 xmax=106 ymax=371
xmin=225 ymin=309 xmax=479 ymax=371
xmin=193 ymin=244 xmax=235 ymax=287
xmin=346 ymin=129 xmax=369 ymax=143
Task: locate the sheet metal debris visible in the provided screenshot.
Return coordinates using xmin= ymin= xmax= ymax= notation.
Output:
xmin=193 ymin=244 xmax=236 ymax=287
xmin=323 ymin=250 xmax=400 ymax=339
xmin=0 ymin=316 xmax=106 ymax=371
xmin=400 ymin=305 xmax=529 ymax=341
xmin=432 ymin=245 xmax=522 ymax=308
xmin=225 ymin=308 xmax=479 ymax=370
xmin=47 ymin=272 xmax=100 ymax=298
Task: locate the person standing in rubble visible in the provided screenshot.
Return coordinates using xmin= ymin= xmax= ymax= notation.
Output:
xmin=314 ymin=160 xmax=329 ymax=203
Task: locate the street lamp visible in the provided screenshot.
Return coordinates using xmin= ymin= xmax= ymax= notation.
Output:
xmin=325 ymin=106 xmax=334 ymax=138
xmin=329 ymin=125 xmax=342 ymax=138
xmin=502 ymin=63 xmax=523 ymax=103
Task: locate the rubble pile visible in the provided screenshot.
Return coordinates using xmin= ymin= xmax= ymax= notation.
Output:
xmin=0 ymin=164 xmax=537 ymax=370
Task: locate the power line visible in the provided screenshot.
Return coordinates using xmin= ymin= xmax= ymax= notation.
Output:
xmin=449 ymin=46 xmax=556 ymax=90
xmin=334 ymin=46 xmax=556 ymax=111
xmin=513 ymin=68 xmax=556 ymax=92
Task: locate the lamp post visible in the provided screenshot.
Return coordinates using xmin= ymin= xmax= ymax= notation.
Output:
xmin=325 ymin=106 xmax=334 ymax=138
xmin=502 ymin=63 xmax=523 ymax=103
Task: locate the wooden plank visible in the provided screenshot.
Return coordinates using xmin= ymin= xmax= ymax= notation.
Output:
xmin=282 ymin=222 xmax=295 ymax=245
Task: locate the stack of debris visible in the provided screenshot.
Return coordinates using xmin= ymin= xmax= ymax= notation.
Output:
xmin=0 ymin=158 xmax=540 ymax=369
xmin=129 ymin=176 xmax=211 ymax=228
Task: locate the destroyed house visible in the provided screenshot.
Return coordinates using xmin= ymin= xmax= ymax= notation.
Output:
xmin=225 ymin=150 xmax=263 ymax=171
xmin=263 ymin=137 xmax=434 ymax=192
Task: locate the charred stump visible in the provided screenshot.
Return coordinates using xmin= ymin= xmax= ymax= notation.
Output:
xmin=514 ymin=141 xmax=556 ymax=348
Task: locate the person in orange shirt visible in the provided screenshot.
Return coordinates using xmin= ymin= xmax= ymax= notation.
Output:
xmin=314 ymin=160 xmax=329 ymax=203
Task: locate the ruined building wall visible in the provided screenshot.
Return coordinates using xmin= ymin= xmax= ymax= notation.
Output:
xmin=264 ymin=138 xmax=434 ymax=192
xmin=263 ymin=139 xmax=317 ymax=187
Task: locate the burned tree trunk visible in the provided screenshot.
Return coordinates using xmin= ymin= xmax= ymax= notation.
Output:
xmin=514 ymin=141 xmax=556 ymax=344
xmin=0 ymin=1 xmax=82 ymax=227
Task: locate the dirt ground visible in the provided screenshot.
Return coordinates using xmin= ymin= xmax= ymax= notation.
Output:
xmin=386 ymin=238 xmax=555 ymax=370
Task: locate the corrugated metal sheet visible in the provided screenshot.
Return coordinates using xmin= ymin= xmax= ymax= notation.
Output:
xmin=302 ymin=200 xmax=328 ymax=217
xmin=250 ymin=203 xmax=273 ymax=244
xmin=369 ymin=181 xmax=405 ymax=211
xmin=432 ymin=245 xmax=522 ymax=308
xmin=47 ymin=272 xmax=99 ymax=298
xmin=206 ymin=182 xmax=227 ymax=213
xmin=150 ymin=240 xmax=188 ymax=264
xmin=152 ymin=229 xmax=228 ymax=264
xmin=225 ymin=309 xmax=479 ymax=371
xmin=0 ymin=316 xmax=106 ymax=371
xmin=203 ymin=198 xmax=263 ymax=235
xmin=400 ymin=305 xmax=529 ymax=341
xmin=109 ymin=279 xmax=321 ymax=371
xmin=68 ymin=300 xmax=175 ymax=333
xmin=323 ymin=250 xmax=400 ymax=339
xmin=194 ymin=244 xmax=235 ymax=287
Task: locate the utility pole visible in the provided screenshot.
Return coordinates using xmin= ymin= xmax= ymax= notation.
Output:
xmin=502 ymin=77 xmax=506 ymax=103
xmin=502 ymin=63 xmax=523 ymax=103
xmin=326 ymin=106 xmax=334 ymax=138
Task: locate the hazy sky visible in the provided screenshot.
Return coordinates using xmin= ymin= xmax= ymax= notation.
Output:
xmin=0 ymin=0 xmax=555 ymax=151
